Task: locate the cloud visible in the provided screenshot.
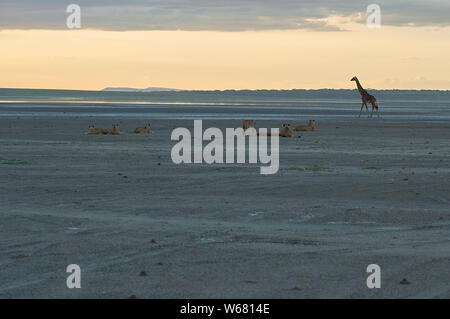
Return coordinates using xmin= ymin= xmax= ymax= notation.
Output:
xmin=0 ymin=0 xmax=449 ymax=31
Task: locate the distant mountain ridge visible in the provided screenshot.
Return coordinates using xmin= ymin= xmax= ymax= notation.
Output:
xmin=102 ymin=86 xmax=180 ymax=92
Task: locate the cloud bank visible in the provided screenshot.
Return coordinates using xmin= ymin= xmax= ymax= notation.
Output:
xmin=0 ymin=0 xmax=449 ymax=31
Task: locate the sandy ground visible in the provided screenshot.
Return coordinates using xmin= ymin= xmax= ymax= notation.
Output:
xmin=0 ymin=116 xmax=449 ymax=298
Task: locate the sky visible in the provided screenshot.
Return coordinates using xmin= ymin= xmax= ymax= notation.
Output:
xmin=0 ymin=0 xmax=450 ymax=90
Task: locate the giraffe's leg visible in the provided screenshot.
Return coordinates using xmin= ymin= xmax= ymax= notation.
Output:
xmin=365 ymin=102 xmax=370 ymax=117
xmin=359 ymin=102 xmax=365 ymax=117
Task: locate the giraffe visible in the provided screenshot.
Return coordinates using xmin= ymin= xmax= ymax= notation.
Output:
xmin=350 ymin=76 xmax=379 ymax=117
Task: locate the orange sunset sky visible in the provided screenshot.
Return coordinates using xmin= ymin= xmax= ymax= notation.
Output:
xmin=1 ymin=1 xmax=450 ymax=90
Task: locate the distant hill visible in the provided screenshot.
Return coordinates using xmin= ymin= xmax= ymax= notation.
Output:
xmin=102 ymin=86 xmax=180 ymax=92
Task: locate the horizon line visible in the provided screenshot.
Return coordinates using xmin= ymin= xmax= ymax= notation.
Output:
xmin=1 ymin=87 xmax=450 ymax=93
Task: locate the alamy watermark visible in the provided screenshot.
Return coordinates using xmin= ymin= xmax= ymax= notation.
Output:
xmin=366 ymin=264 xmax=381 ymax=288
xmin=170 ymin=120 xmax=279 ymax=175
xmin=66 ymin=4 xmax=81 ymax=29
xmin=367 ymin=4 xmax=381 ymax=28
xmin=66 ymin=264 xmax=81 ymax=288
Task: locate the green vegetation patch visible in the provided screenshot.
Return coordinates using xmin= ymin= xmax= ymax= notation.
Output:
xmin=0 ymin=158 xmax=33 ymax=166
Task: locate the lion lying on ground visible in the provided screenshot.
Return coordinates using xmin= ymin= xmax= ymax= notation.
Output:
xmin=295 ymin=120 xmax=316 ymax=131
xmin=134 ymin=124 xmax=151 ymax=134
xmin=88 ymin=125 xmax=108 ymax=135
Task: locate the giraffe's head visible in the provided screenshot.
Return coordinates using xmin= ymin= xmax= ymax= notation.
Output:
xmin=350 ymin=76 xmax=358 ymax=82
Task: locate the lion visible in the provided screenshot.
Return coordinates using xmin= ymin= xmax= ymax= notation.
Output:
xmin=242 ymin=120 xmax=256 ymax=131
xmin=134 ymin=124 xmax=151 ymax=134
xmin=295 ymin=120 xmax=316 ymax=131
xmin=88 ymin=125 xmax=108 ymax=135
xmin=258 ymin=123 xmax=293 ymax=137
xmin=109 ymin=123 xmax=121 ymax=135
xmin=279 ymin=123 xmax=293 ymax=137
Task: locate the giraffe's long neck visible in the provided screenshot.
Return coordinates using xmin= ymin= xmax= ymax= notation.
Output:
xmin=355 ymin=79 xmax=365 ymax=96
